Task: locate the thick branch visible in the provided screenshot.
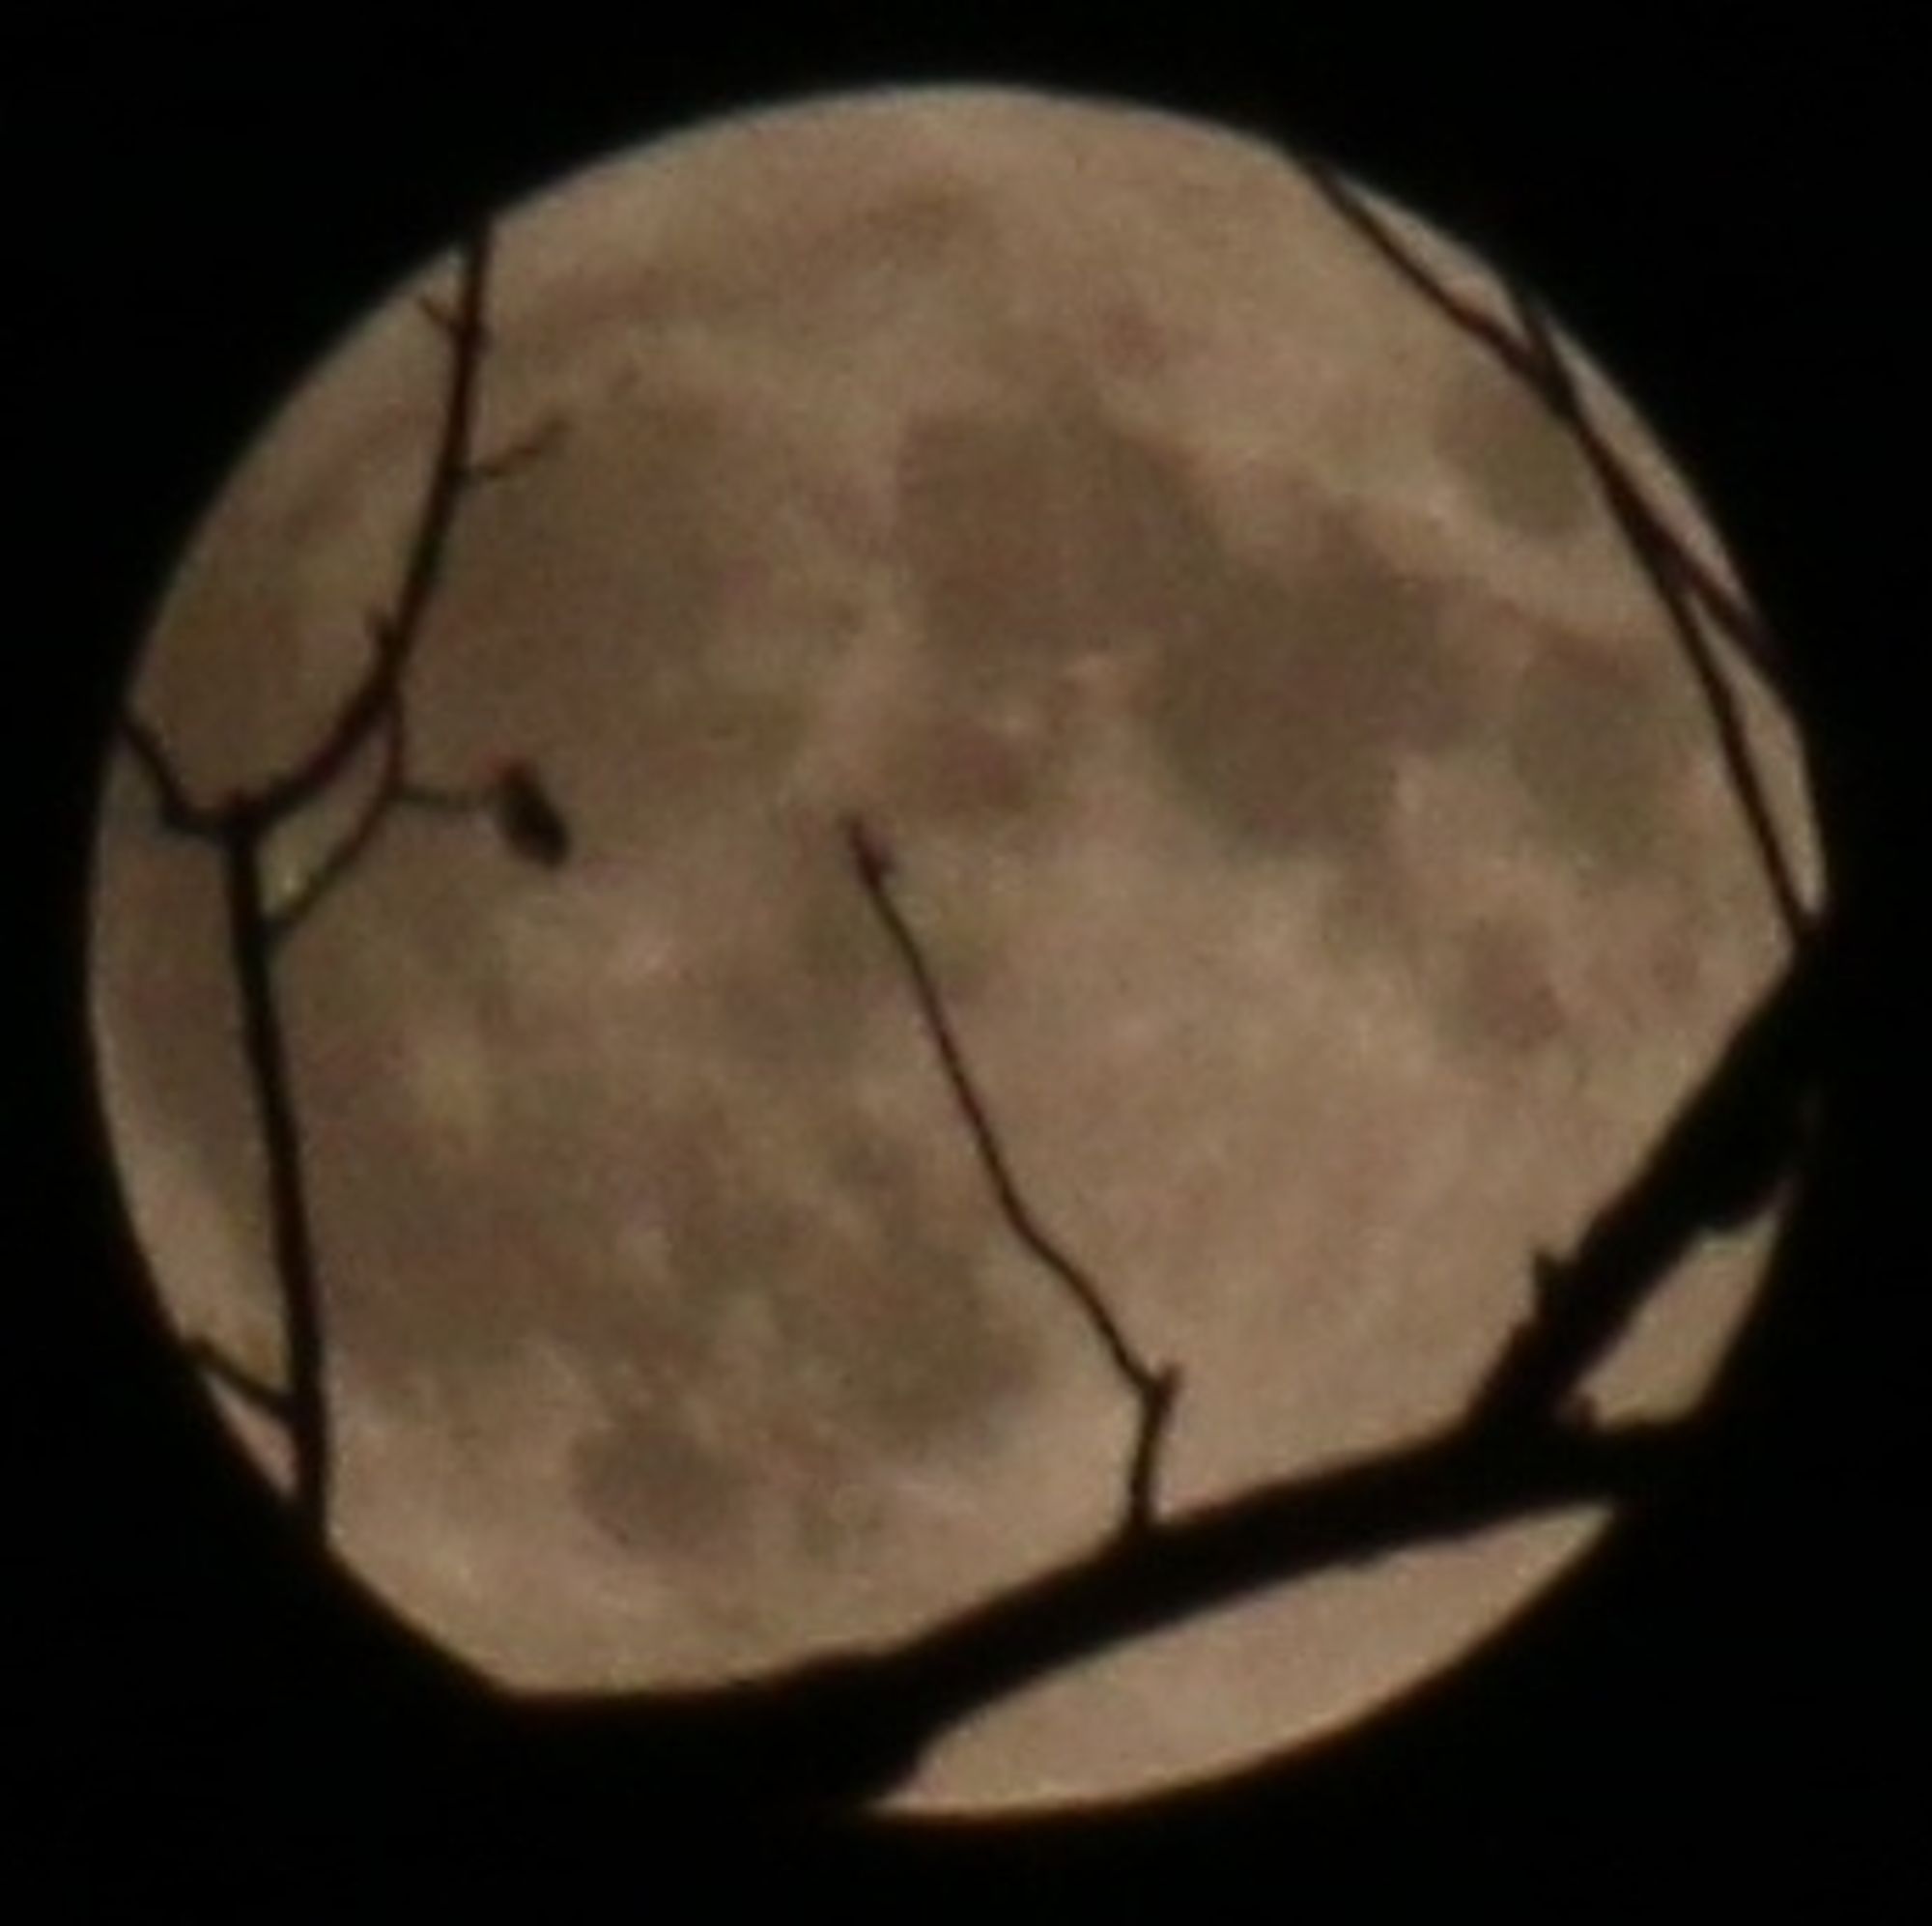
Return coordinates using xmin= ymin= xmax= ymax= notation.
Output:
xmin=538 ymin=1414 xmax=1686 ymax=1806
xmin=844 ymin=813 xmax=1179 ymax=1532
xmin=219 ymin=816 xmax=332 ymax=1535
xmin=1469 ymin=923 xmax=1836 ymax=1430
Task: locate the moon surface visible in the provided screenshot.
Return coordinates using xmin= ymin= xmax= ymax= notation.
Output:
xmin=89 ymin=86 xmax=1818 ymax=1813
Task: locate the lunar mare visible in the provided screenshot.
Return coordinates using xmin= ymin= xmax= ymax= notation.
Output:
xmin=91 ymin=86 xmax=1818 ymax=1812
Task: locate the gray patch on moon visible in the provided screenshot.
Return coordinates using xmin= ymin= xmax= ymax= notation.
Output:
xmin=1428 ymin=355 xmax=1594 ymax=541
xmin=415 ymin=384 xmax=832 ymax=847
xmin=890 ymin=383 xmax=1229 ymax=844
xmin=1440 ymin=914 xmax=1567 ymax=1059
xmin=276 ymin=807 xmax=1048 ymax=1564
xmin=1144 ymin=513 xmax=1478 ymax=864
xmin=896 ymin=385 xmax=1220 ymax=686
xmin=560 ymin=1116 xmax=1045 ymax=1565
xmin=1505 ymin=640 xmax=1688 ymax=880
xmin=570 ymin=1389 xmax=754 ymax=1561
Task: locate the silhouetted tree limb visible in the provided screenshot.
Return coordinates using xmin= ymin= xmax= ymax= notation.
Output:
xmin=1502 ymin=286 xmax=1810 ymax=945
xmin=539 ymin=1413 xmax=1688 ymax=1808
xmin=1299 ymin=157 xmax=1785 ymax=694
xmin=266 ymin=725 xmax=569 ymax=945
xmin=265 ymin=705 xmax=408 ymax=947
xmin=528 ymin=901 xmax=1836 ymax=1807
xmin=1303 ymin=162 xmax=1808 ymax=948
xmin=246 ymin=228 xmax=495 ymax=831
xmin=116 ymin=225 xmax=570 ymax=1541
xmin=219 ymin=807 xmax=334 ymax=1529
xmin=844 ymin=812 xmax=1181 ymax=1536
xmin=1469 ymin=922 xmax=1836 ymax=1430
xmin=118 ymin=711 xmax=221 ymax=837
xmin=463 ymin=410 xmax=569 ymax=485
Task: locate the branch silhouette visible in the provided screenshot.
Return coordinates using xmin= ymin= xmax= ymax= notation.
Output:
xmin=117 ymin=224 xmax=570 ymax=1541
xmin=1469 ymin=926 xmax=1834 ymax=1429
xmin=1301 ymin=159 xmax=1807 ymax=948
xmin=1501 ymin=286 xmax=1810 ymax=945
xmin=533 ymin=1416 xmax=1691 ymax=1810
xmin=526 ymin=918 xmax=1835 ymax=1809
xmin=1298 ymin=159 xmax=1785 ymax=694
xmin=844 ymin=812 xmax=1180 ymax=1535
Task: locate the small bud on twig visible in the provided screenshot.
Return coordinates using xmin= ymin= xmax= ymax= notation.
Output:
xmin=493 ymin=761 xmax=571 ymax=866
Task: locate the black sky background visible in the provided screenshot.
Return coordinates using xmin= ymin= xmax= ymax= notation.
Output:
xmin=14 ymin=12 xmax=1922 ymax=1916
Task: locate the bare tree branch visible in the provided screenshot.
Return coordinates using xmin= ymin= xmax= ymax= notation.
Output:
xmin=185 ymin=1337 xmax=292 ymax=1426
xmin=844 ymin=813 xmax=1180 ymax=1535
xmin=266 ymin=707 xmax=408 ymax=947
xmin=464 ymin=411 xmax=568 ymax=486
xmin=538 ymin=877 xmax=1835 ymax=1802
xmin=248 ymin=227 xmax=496 ymax=830
xmin=117 ymin=711 xmax=223 ymax=837
xmin=1469 ymin=921 xmax=1836 ymax=1430
xmin=115 ymin=228 xmax=536 ymax=1542
xmin=1300 ymin=157 xmax=1788 ymax=693
xmin=1502 ymin=287 xmax=1810 ymax=945
xmin=217 ymin=811 xmax=332 ymax=1533
xmin=539 ymin=1413 xmax=1689 ymax=1807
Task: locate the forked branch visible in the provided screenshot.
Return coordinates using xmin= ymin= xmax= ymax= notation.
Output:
xmin=247 ymin=227 xmax=496 ymax=831
xmin=118 ymin=711 xmax=221 ymax=837
xmin=116 ymin=224 xmax=569 ymax=1541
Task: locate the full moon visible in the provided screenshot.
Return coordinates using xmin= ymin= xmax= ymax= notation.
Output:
xmin=90 ymin=85 xmax=1818 ymax=1814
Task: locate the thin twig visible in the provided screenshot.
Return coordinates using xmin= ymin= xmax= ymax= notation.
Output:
xmin=118 ymin=712 xmax=223 ymax=836
xmin=118 ymin=232 xmax=508 ymax=1544
xmin=1302 ymin=157 xmax=1786 ymax=692
xmin=266 ymin=706 xmax=407 ymax=946
xmin=464 ymin=411 xmax=568 ymax=485
xmin=1302 ymin=157 xmax=1546 ymax=385
xmin=185 ymin=1337 xmax=292 ymax=1426
xmin=1504 ymin=288 xmax=1809 ymax=946
xmin=843 ymin=813 xmax=1179 ymax=1533
xmin=248 ymin=227 xmax=496 ymax=829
